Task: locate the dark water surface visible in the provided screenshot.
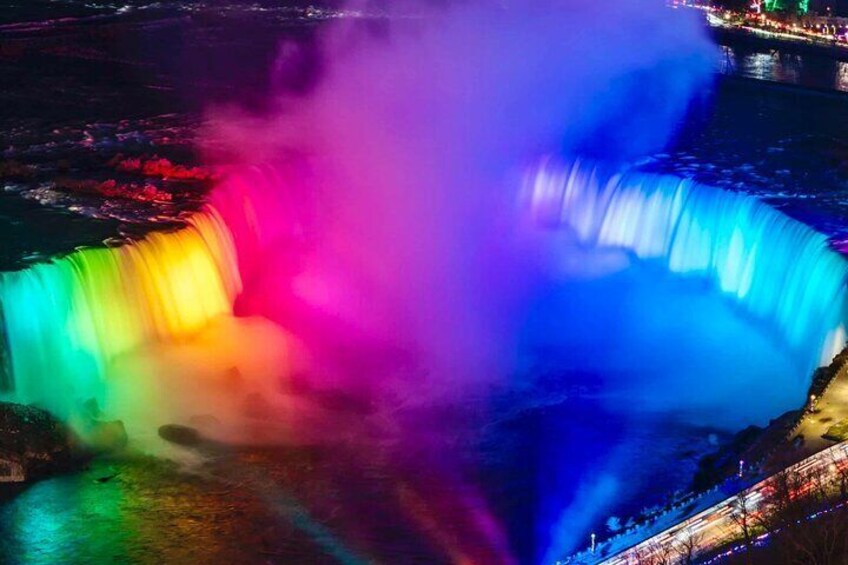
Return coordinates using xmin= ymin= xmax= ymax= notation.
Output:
xmin=716 ymin=31 xmax=848 ymax=93
xmin=0 ymin=0 xmax=330 ymax=269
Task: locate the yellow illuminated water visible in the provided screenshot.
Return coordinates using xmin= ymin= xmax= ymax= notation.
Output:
xmin=0 ymin=207 xmax=241 ymax=419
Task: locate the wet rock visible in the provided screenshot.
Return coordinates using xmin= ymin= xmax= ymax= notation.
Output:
xmin=94 ymin=471 xmax=118 ymax=483
xmin=0 ymin=460 xmax=25 ymax=482
xmin=84 ymin=420 xmax=128 ymax=454
xmin=76 ymin=399 xmax=127 ymax=454
xmin=158 ymin=424 xmax=201 ymax=446
xmin=0 ymin=402 xmax=74 ymax=483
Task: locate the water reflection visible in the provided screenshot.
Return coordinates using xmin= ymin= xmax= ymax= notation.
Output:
xmin=835 ymin=62 xmax=848 ymax=91
xmin=719 ymin=43 xmax=848 ymax=92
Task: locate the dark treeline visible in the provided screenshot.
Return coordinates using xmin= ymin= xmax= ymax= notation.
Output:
xmin=722 ymin=459 xmax=848 ymax=565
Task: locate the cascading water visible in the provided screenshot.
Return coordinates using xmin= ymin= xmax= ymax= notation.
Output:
xmin=0 ymin=156 xmax=845 ymax=413
xmin=0 ymin=208 xmax=241 ymax=419
xmin=0 ymin=157 xmax=846 ymax=563
xmin=512 ymin=160 xmax=848 ymax=561
xmin=9 ymin=1 xmax=837 ymax=562
xmin=525 ymin=158 xmax=848 ymax=373
xmin=1 ymin=157 xmax=845 ymax=423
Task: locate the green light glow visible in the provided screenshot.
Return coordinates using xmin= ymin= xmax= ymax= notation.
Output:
xmin=765 ymin=0 xmax=809 ymax=14
xmin=0 ymin=209 xmax=241 ymax=420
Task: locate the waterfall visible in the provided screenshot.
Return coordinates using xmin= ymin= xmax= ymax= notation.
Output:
xmin=2 ymin=158 xmax=846 ymax=419
xmin=0 ymin=164 xmax=297 ymax=420
xmin=0 ymin=207 xmax=241 ymax=418
xmin=524 ymin=158 xmax=848 ymax=371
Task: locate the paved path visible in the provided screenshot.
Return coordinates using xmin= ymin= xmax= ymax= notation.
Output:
xmin=792 ymin=360 xmax=848 ymax=455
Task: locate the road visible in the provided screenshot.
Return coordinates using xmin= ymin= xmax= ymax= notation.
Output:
xmin=595 ymin=440 xmax=848 ymax=565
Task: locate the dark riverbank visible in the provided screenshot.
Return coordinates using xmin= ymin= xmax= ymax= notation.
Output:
xmin=712 ymin=24 xmax=848 ymax=94
xmin=711 ymin=24 xmax=848 ymax=63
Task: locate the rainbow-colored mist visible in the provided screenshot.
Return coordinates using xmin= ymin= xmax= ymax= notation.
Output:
xmin=1 ymin=160 xmax=846 ymax=423
xmin=0 ymin=208 xmax=241 ymax=418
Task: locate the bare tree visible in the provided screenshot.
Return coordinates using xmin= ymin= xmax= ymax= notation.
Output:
xmin=729 ymin=491 xmax=756 ymax=554
xmin=768 ymin=504 xmax=848 ymax=565
xmin=803 ymin=464 xmax=831 ymax=507
xmin=751 ymin=464 xmax=848 ymax=565
xmin=719 ymin=454 xmax=848 ymax=564
xmin=755 ymin=467 xmax=808 ymax=534
xmin=827 ymin=451 xmax=848 ymax=501
xmin=673 ymin=527 xmax=704 ymax=565
xmin=634 ymin=541 xmax=674 ymax=565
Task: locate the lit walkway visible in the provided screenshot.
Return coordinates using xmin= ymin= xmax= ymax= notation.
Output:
xmin=791 ymin=361 xmax=848 ymax=455
xmin=595 ymin=441 xmax=848 ymax=565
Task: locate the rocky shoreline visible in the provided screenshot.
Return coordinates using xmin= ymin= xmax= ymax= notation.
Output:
xmin=0 ymin=403 xmax=76 ymax=483
xmin=693 ymin=347 xmax=848 ymax=492
xmin=0 ymin=401 xmax=128 ymax=484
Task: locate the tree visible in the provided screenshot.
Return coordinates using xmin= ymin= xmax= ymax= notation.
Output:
xmin=720 ymin=456 xmax=848 ymax=564
xmin=755 ymin=467 xmax=808 ymax=534
xmin=753 ymin=465 xmax=846 ymax=564
xmin=634 ymin=541 xmax=674 ymax=565
xmin=803 ymin=464 xmax=831 ymax=507
xmin=673 ymin=527 xmax=704 ymax=565
xmin=729 ymin=491 xmax=756 ymax=556
xmin=827 ymin=451 xmax=848 ymax=501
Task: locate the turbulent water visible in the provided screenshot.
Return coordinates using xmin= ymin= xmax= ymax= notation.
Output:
xmin=527 ymin=159 xmax=848 ymax=370
xmin=0 ymin=156 xmax=840 ymax=564
xmin=0 ymin=209 xmax=240 ymax=416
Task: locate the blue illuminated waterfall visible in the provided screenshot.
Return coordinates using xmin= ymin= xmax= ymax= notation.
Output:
xmin=524 ymin=159 xmax=848 ymax=371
